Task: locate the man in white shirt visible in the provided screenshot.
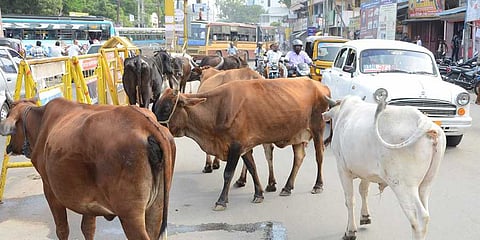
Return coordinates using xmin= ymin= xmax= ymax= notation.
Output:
xmin=49 ymin=41 xmax=64 ymax=57
xmin=68 ymin=39 xmax=81 ymax=57
xmin=264 ymin=42 xmax=284 ymax=78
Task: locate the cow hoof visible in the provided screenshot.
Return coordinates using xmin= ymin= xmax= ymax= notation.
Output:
xmin=202 ymin=167 xmax=213 ymax=173
xmin=234 ymin=180 xmax=246 ymax=188
xmin=213 ymin=203 xmax=227 ymax=211
xmin=252 ymin=196 xmax=264 ymax=203
xmin=213 ymin=163 xmax=220 ymax=170
xmin=311 ymin=186 xmax=324 ymax=194
xmin=360 ymin=215 xmax=371 ymax=225
xmin=265 ymin=185 xmax=277 ymax=192
xmin=279 ymin=188 xmax=291 ymax=196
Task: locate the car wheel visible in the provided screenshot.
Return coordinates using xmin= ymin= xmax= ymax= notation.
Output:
xmin=447 ymin=135 xmax=463 ymax=147
xmin=1 ymin=102 xmax=9 ymax=121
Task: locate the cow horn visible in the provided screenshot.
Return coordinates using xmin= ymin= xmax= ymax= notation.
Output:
xmin=325 ymin=96 xmax=337 ymax=108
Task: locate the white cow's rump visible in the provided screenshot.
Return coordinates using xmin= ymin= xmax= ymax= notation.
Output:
xmin=323 ymin=95 xmax=446 ymax=240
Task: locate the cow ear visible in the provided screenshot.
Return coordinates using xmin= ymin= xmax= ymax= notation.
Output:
xmin=322 ymin=111 xmax=332 ymax=122
xmin=182 ymin=97 xmax=206 ymax=107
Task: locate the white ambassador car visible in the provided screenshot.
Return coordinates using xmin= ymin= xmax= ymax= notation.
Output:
xmin=322 ymin=39 xmax=471 ymax=147
xmin=0 ymin=46 xmax=23 ymax=120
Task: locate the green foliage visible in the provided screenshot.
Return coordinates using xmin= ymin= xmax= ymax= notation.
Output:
xmin=0 ymin=0 xmax=62 ymax=15
xmin=270 ymin=22 xmax=281 ymax=27
xmin=217 ymin=0 xmax=266 ymax=23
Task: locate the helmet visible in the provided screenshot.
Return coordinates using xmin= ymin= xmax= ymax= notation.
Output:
xmin=292 ymin=39 xmax=303 ymax=47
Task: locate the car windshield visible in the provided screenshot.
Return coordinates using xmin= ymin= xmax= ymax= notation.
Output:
xmin=360 ymin=49 xmax=435 ymax=75
xmin=0 ymin=51 xmax=16 ymax=74
xmin=316 ymin=42 xmax=344 ymax=61
xmin=87 ymin=45 xmax=102 ymax=54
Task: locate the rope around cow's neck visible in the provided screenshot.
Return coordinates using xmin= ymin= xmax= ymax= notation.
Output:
xmin=158 ymin=91 xmax=181 ymax=128
xmin=22 ymin=106 xmax=33 ymax=158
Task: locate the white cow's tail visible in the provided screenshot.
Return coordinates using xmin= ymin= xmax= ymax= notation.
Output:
xmin=419 ymin=128 xmax=446 ymax=212
xmin=375 ymin=116 xmax=431 ymax=149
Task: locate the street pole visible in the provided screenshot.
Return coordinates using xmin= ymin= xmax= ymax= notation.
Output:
xmin=116 ymin=0 xmax=121 ymax=26
xmin=184 ymin=0 xmax=188 ymax=52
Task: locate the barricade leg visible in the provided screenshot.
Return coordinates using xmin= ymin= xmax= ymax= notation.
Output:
xmin=0 ymin=152 xmax=10 ymax=203
xmin=0 ymin=137 xmax=34 ymax=203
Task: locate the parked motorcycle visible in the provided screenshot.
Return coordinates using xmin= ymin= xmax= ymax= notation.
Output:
xmin=438 ymin=54 xmax=478 ymax=81
xmin=443 ymin=65 xmax=480 ymax=92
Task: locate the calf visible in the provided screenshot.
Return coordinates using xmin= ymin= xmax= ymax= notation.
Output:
xmin=0 ymin=98 xmax=176 ymax=240
xmin=323 ymin=95 xmax=446 ymax=240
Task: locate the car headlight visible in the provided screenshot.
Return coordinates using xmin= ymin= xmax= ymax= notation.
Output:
xmin=456 ymin=92 xmax=470 ymax=106
xmin=373 ymin=88 xmax=388 ymax=103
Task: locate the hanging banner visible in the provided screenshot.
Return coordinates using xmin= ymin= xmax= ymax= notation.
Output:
xmin=466 ymin=0 xmax=480 ymax=22
xmin=360 ymin=0 xmax=397 ymax=39
xmin=408 ymin=0 xmax=443 ymax=18
xmin=165 ymin=0 xmax=175 ymax=49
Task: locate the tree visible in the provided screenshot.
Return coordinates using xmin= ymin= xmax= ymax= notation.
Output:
xmin=217 ymin=0 xmax=266 ymax=23
xmin=1 ymin=0 xmax=61 ymax=15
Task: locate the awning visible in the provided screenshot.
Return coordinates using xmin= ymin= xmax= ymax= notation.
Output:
xmin=438 ymin=6 xmax=467 ymax=17
xmin=437 ymin=6 xmax=466 ymax=21
xmin=402 ymin=17 xmax=440 ymax=23
xmin=290 ymin=3 xmax=304 ymax=11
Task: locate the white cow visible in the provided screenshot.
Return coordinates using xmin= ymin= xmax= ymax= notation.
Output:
xmin=323 ymin=95 xmax=446 ymax=240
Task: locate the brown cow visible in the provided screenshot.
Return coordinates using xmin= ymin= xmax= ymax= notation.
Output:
xmin=195 ymin=67 xmax=290 ymax=192
xmin=0 ymin=98 xmax=176 ymax=240
xmin=153 ymin=78 xmax=330 ymax=210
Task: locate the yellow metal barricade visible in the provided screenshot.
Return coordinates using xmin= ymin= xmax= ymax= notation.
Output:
xmin=0 ymin=39 xmax=138 ymax=202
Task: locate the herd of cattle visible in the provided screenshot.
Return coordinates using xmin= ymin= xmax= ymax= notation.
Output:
xmin=0 ymin=49 xmax=447 ymax=240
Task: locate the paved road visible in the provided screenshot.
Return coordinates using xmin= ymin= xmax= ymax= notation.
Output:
xmin=1 ymin=93 xmax=480 ymax=239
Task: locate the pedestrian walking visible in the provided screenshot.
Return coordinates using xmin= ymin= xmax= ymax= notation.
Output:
xmin=451 ymin=34 xmax=461 ymax=62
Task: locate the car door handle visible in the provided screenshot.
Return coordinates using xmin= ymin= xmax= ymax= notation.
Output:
xmin=6 ymin=78 xmax=13 ymax=82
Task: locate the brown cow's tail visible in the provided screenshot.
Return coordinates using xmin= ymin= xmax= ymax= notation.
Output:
xmin=147 ymin=129 xmax=176 ymax=238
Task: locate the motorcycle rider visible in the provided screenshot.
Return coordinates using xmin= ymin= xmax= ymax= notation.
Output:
xmin=255 ymin=42 xmax=266 ymax=69
xmin=264 ymin=42 xmax=283 ymax=78
xmin=285 ymin=39 xmax=313 ymax=77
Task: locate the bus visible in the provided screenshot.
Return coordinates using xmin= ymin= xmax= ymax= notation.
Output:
xmin=180 ymin=21 xmax=268 ymax=61
xmin=1 ymin=14 xmax=116 ymax=49
xmin=116 ymin=27 xmax=166 ymax=47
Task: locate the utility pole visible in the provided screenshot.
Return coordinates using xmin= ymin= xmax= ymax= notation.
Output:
xmin=184 ymin=0 xmax=188 ymax=51
xmin=116 ymin=0 xmax=121 ymax=26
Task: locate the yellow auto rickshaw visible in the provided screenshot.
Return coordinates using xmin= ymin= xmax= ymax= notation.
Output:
xmin=305 ymin=36 xmax=348 ymax=81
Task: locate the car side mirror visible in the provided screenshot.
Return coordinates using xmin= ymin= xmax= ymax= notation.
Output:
xmin=343 ymin=65 xmax=355 ymax=73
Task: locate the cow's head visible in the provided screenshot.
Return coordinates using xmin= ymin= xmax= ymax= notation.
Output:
xmin=0 ymin=99 xmax=38 ymax=157
xmin=153 ymin=88 xmax=206 ymax=136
